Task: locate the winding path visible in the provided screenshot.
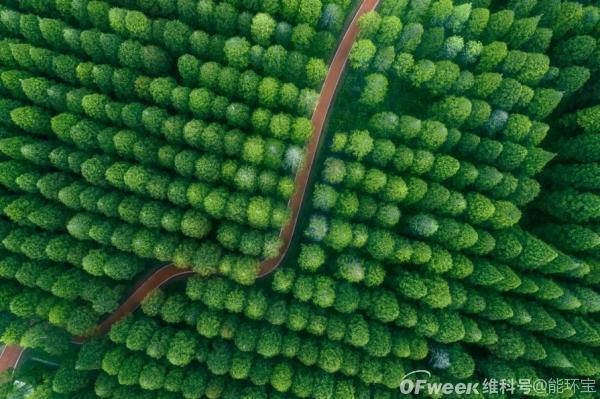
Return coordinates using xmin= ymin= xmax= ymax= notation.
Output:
xmin=0 ymin=0 xmax=380 ymax=373
xmin=0 ymin=345 xmax=25 ymax=376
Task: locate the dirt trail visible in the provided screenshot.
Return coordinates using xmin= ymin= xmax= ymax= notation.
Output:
xmin=1 ymin=0 xmax=380 ymax=370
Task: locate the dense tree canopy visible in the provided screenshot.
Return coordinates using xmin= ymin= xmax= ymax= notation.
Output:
xmin=0 ymin=0 xmax=599 ymax=398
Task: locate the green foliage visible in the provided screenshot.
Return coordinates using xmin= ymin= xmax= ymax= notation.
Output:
xmin=251 ymin=14 xmax=277 ymax=46
xmin=11 ymin=106 xmax=51 ymax=135
xmin=360 ymin=73 xmax=388 ymax=107
xmin=224 ymin=37 xmax=251 ymax=69
xmin=1 ymin=0 xmax=599 ymax=396
xmin=349 ymin=39 xmax=376 ymax=70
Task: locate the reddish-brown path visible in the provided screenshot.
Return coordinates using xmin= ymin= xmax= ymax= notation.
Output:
xmin=0 ymin=0 xmax=380 ymax=369
xmin=72 ymin=265 xmax=196 ymax=342
xmin=257 ymin=0 xmax=380 ymax=277
xmin=0 ymin=345 xmax=25 ymax=376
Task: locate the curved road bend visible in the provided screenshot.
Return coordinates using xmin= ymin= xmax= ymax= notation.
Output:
xmin=72 ymin=266 xmax=196 ymax=342
xmin=1 ymin=0 xmax=380 ymax=370
xmin=257 ymin=0 xmax=380 ymax=277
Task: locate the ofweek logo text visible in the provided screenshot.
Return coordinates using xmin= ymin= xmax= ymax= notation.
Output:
xmin=399 ymin=370 xmax=480 ymax=395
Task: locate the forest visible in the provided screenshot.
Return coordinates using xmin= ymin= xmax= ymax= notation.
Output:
xmin=0 ymin=0 xmax=598 ymax=398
